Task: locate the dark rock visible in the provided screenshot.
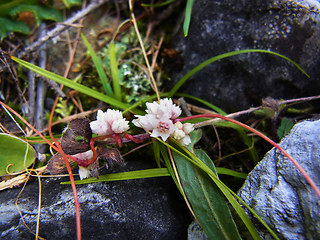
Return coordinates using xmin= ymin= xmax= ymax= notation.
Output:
xmin=237 ymin=119 xmax=320 ymax=239
xmin=171 ymin=0 xmax=320 ymax=111
xmin=0 ymin=160 xmax=191 ymax=239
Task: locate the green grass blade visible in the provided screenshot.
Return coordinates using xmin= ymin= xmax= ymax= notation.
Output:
xmin=152 ymin=140 xmax=162 ymax=168
xmin=81 ymin=33 xmax=113 ymax=97
xmin=12 ymin=56 xmax=131 ymax=111
xmin=61 ymin=168 xmax=170 ymax=185
xmin=176 ymin=93 xmax=259 ymax=163
xmin=109 ymin=41 xmax=122 ymax=101
xmin=158 ymin=142 xmax=181 ymax=189
xmin=183 ymin=0 xmax=194 ymax=37
xmin=177 ymin=93 xmax=227 ymax=115
xmin=169 ymin=49 xmax=310 ymax=98
xmin=216 ymin=167 xmax=247 ymax=179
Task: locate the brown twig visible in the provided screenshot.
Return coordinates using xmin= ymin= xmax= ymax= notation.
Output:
xmin=16 ymin=0 xmax=110 ymax=59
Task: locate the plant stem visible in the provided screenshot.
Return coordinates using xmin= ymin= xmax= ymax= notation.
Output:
xmin=177 ymin=114 xmax=320 ymax=198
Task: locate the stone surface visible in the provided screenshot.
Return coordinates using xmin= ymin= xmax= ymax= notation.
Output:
xmin=0 ymin=160 xmax=191 ymax=239
xmin=237 ymin=119 xmax=320 ymax=239
xmin=171 ymin=0 xmax=320 ymax=111
xmin=187 ymin=220 xmax=208 ymax=240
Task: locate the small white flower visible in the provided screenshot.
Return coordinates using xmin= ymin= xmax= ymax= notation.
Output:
xmin=90 ymin=109 xmax=129 ymax=136
xmin=182 ymin=123 xmax=194 ymax=134
xmin=172 ymin=122 xmax=194 ymax=146
xmin=133 ymin=98 xmax=184 ymax=142
xmin=78 ymin=166 xmax=90 ymax=180
xmin=150 ymin=117 xmax=177 ymax=141
xmin=160 ymin=98 xmax=181 ymax=119
xmin=179 ymin=135 xmax=192 ymax=146
xmin=145 ymin=98 xmax=181 ymax=120
xmin=172 ymin=129 xmax=186 ymax=140
xmin=132 ymin=115 xmax=154 ymax=131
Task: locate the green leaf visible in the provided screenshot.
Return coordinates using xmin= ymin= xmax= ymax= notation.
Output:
xmin=216 ymin=167 xmax=247 ymax=179
xmin=109 ymin=41 xmax=122 ymax=101
xmin=277 ymin=117 xmax=294 ymax=139
xmin=168 ymin=49 xmax=310 ymax=98
xmin=172 ymin=130 xmax=242 ymax=240
xmin=9 ymin=4 xmax=63 ymax=25
xmin=61 ymin=0 xmax=82 ymax=8
xmin=12 ymin=56 xmax=132 ymax=111
xmin=60 ymin=168 xmax=171 ymax=185
xmin=0 ymin=17 xmax=30 ymax=40
xmin=183 ymin=0 xmax=194 ymax=37
xmin=0 ymin=0 xmax=38 ymax=16
xmin=0 ymin=133 xmax=36 ymax=176
xmin=81 ymin=33 xmax=114 ymax=97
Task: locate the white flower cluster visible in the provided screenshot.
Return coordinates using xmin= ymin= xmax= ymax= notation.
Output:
xmin=78 ymin=98 xmax=195 ymax=180
xmin=133 ymin=98 xmax=194 ymax=145
xmin=90 ymin=109 xmax=129 ymax=136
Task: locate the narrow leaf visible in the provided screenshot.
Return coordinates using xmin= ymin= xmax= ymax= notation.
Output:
xmin=169 ymin=49 xmax=310 ymax=98
xmin=183 ymin=0 xmax=194 ymax=37
xmin=61 ymin=168 xmax=170 ymax=185
xmin=81 ymin=33 xmax=113 ymax=97
xmin=109 ymin=41 xmax=122 ymax=101
xmin=216 ymin=167 xmax=247 ymax=179
xmin=12 ymin=56 xmax=131 ymax=111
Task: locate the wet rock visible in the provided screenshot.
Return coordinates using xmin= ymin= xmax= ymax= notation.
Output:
xmin=172 ymin=0 xmax=320 ymax=111
xmin=0 ymin=160 xmax=191 ymax=239
xmin=237 ymin=119 xmax=320 ymax=239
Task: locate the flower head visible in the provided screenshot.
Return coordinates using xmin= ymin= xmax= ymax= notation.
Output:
xmin=90 ymin=109 xmax=129 ymax=136
xmin=132 ymin=98 xmax=192 ymax=142
xmin=145 ymin=98 xmax=181 ymax=120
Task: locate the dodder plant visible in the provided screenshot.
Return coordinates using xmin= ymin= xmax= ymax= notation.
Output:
xmin=1 ymin=11 xmax=318 ymax=237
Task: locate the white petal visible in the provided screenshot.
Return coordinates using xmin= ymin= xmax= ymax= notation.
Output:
xmin=78 ymin=166 xmax=90 ymax=180
xmin=90 ymin=120 xmax=110 ymax=135
xmin=172 ymin=129 xmax=186 ymax=140
xmin=183 ymin=123 xmax=194 ymax=134
xmin=180 ymin=135 xmax=191 ymax=146
xmin=111 ymin=119 xmax=129 ymax=133
xmin=150 ymin=118 xmax=177 ymax=141
xmin=105 ymin=109 xmax=123 ymax=122
xmin=174 ymin=121 xmax=183 ymax=129
xmin=133 ymin=115 xmax=156 ymax=131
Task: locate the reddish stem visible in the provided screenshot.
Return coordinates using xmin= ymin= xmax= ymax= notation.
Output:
xmin=177 ymin=114 xmax=320 ymax=198
xmin=123 ymin=133 xmax=145 ymax=143
xmin=56 ymin=144 xmax=82 ymax=238
xmin=0 ymin=100 xmax=82 ymax=238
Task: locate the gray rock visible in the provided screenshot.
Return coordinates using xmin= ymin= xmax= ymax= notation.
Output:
xmin=0 ymin=160 xmax=190 ymax=239
xmin=237 ymin=119 xmax=320 ymax=239
xmin=172 ymin=0 xmax=320 ymax=111
xmin=187 ymin=220 xmax=208 ymax=240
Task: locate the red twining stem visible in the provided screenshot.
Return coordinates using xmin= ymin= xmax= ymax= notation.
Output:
xmin=177 ymin=114 xmax=320 ymax=198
